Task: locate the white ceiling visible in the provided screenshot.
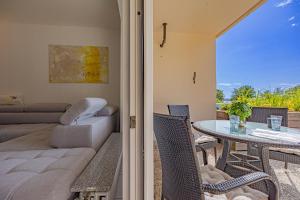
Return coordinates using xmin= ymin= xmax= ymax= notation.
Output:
xmin=0 ymin=0 xmax=120 ymax=29
xmin=154 ymin=0 xmax=264 ymax=36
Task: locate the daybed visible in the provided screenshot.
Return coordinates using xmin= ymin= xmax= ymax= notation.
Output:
xmin=0 ymin=98 xmax=119 ymax=200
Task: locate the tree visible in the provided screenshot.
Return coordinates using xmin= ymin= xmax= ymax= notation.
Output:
xmin=216 ymin=89 xmax=225 ymax=103
xmin=231 ymin=85 xmax=256 ymax=101
xmin=286 ymin=85 xmax=300 ymax=95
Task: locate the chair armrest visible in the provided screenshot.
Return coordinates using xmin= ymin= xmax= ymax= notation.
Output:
xmin=202 ymin=172 xmax=278 ymax=198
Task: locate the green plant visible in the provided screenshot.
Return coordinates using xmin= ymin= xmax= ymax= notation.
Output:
xmin=216 ymin=89 xmax=225 ymax=103
xmin=227 ymin=101 xmax=252 ymax=122
xmin=219 ymin=85 xmax=300 ymax=112
xmin=248 ymin=85 xmax=300 ymax=111
xmin=231 ymin=85 xmax=256 ymax=101
xmin=221 ymin=103 xmax=231 ymax=111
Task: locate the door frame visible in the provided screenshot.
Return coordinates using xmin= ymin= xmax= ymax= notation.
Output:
xmin=143 ymin=0 xmax=154 ymax=199
xmin=120 ymin=0 xmax=153 ymax=199
xmin=120 ymin=0 xmax=130 ymax=199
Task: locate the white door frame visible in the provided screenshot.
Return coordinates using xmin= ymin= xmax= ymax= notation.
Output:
xmin=120 ymin=0 xmax=153 ymax=199
xmin=120 ymin=0 xmax=130 ymax=199
xmin=143 ymin=0 xmax=154 ymax=199
xmin=129 ymin=0 xmax=143 ymax=199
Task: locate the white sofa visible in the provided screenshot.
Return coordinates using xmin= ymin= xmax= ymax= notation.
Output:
xmin=0 ymin=99 xmax=119 ymax=200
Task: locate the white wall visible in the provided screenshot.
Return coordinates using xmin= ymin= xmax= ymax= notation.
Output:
xmin=0 ymin=22 xmax=120 ymax=105
xmin=154 ymin=32 xmax=216 ymax=121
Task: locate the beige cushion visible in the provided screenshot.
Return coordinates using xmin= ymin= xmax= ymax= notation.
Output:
xmin=0 ymin=148 xmax=95 ymax=200
xmin=270 ymin=147 xmax=300 ymax=156
xmin=60 ymin=98 xmax=107 ymax=125
xmin=202 ymin=165 xmax=268 ymax=200
xmin=194 ymin=132 xmax=217 ymax=145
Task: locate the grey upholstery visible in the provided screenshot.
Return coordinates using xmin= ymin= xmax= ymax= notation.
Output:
xmin=23 ymin=103 xmax=71 ymax=112
xmin=0 ymin=124 xmax=56 ymax=143
xmin=0 ymin=113 xmax=63 ymax=125
xmin=0 ymin=103 xmax=70 ymax=113
xmin=0 ymin=148 xmax=95 ymax=200
xmin=0 ymin=125 xmax=55 ymax=152
xmin=153 ymin=113 xmax=278 ymax=200
xmin=0 ymin=105 xmax=24 ymax=113
xmin=0 ymin=103 xmax=70 ymax=125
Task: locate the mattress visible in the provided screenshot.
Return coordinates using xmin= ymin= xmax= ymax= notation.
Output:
xmin=0 ymin=148 xmax=95 ymax=200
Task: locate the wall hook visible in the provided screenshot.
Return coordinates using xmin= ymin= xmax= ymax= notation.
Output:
xmin=193 ymin=72 xmax=196 ymax=84
xmin=160 ymin=23 xmax=168 ymax=48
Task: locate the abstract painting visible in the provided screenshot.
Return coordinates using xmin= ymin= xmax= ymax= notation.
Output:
xmin=49 ymin=45 xmax=109 ymax=83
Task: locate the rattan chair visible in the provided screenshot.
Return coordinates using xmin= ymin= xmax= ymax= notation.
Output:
xmin=154 ymin=113 xmax=278 ymax=200
xmin=247 ymin=107 xmax=294 ymax=169
xmin=168 ymin=105 xmax=218 ymax=165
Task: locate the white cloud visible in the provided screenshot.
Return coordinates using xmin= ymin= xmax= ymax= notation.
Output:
xmin=218 ymin=83 xmax=232 ymax=87
xmin=289 ymin=16 xmax=295 ymax=21
xmin=278 ymin=83 xmax=300 ymax=88
xmin=275 ymin=0 xmax=293 ymax=7
xmin=279 ymin=83 xmax=296 ymax=86
xmin=291 ymin=23 xmax=298 ymax=27
xmin=218 ymin=82 xmax=242 ymax=87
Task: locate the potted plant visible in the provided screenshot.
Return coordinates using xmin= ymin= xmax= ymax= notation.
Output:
xmin=227 ymin=101 xmax=252 ymax=127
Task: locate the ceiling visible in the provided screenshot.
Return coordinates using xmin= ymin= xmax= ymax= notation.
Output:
xmin=154 ymin=0 xmax=265 ymax=37
xmin=0 ymin=0 xmax=120 ymax=29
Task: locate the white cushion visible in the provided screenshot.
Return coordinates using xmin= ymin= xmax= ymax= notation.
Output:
xmin=195 ymin=134 xmax=217 ymax=144
xmin=96 ymin=105 xmax=118 ymax=116
xmin=202 ymin=165 xmax=268 ymax=200
xmin=270 ymin=147 xmax=300 ymax=156
xmin=60 ymin=98 xmax=107 ymax=125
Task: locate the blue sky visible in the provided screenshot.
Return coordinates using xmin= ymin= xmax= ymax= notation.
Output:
xmin=217 ymin=0 xmax=300 ymax=98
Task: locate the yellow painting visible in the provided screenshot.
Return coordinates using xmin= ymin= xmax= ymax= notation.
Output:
xmin=49 ymin=45 xmax=109 ymax=83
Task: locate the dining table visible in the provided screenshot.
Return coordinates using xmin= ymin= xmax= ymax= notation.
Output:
xmin=192 ymin=120 xmax=300 ymax=194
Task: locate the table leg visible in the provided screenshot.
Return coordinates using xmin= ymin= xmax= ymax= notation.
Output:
xmin=257 ymin=145 xmax=280 ymax=194
xmin=216 ymin=139 xmax=231 ymax=171
xmin=214 ymin=140 xmax=279 ymax=197
xmin=257 ymin=146 xmax=271 ymax=174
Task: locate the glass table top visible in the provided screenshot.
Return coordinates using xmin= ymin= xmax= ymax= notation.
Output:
xmin=193 ymin=120 xmax=300 ymax=148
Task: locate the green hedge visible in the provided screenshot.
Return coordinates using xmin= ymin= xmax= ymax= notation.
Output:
xmin=219 ymin=86 xmax=300 ymax=112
